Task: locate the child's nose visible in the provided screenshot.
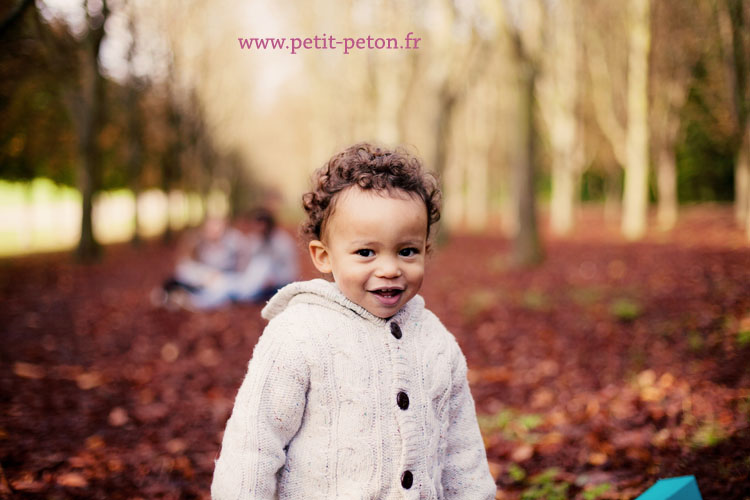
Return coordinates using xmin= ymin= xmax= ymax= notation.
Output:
xmin=375 ymin=257 xmax=402 ymax=278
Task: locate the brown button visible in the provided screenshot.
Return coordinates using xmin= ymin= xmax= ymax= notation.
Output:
xmin=401 ymin=470 xmax=413 ymax=489
xmin=397 ymin=391 xmax=409 ymax=410
xmin=390 ymin=322 xmax=402 ymax=339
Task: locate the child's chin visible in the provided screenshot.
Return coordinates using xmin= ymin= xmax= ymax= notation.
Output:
xmin=366 ymin=299 xmax=405 ymax=318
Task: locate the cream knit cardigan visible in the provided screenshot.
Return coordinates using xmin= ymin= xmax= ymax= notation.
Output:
xmin=211 ymin=279 xmax=496 ymax=500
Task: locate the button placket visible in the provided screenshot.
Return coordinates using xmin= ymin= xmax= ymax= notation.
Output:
xmin=389 ymin=319 xmax=413 ymax=492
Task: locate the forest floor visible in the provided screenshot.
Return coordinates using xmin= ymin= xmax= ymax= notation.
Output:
xmin=1 ymin=205 xmax=749 ymax=499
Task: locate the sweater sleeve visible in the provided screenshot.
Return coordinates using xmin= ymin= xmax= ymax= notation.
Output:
xmin=211 ymin=318 xmax=309 ymax=500
xmin=441 ymin=346 xmax=497 ymax=499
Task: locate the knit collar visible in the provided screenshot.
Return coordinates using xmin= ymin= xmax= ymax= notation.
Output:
xmin=261 ymin=278 xmax=424 ymax=326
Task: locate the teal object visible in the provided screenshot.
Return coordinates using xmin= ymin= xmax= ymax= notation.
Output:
xmin=635 ymin=476 xmax=703 ymax=500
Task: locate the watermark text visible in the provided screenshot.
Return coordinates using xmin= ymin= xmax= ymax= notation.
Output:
xmin=238 ymin=32 xmax=422 ymax=55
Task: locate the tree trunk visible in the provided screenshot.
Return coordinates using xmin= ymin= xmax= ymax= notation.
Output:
xmin=465 ymin=80 xmax=493 ymax=232
xmin=652 ymin=80 xmax=686 ymax=232
xmin=512 ymin=62 xmax=543 ymax=267
xmin=738 ymin=123 xmax=750 ymax=236
xmin=543 ymin=0 xmax=580 ymax=236
xmin=433 ymin=89 xmax=457 ymax=179
xmin=735 ymin=141 xmax=749 ymax=227
xmin=604 ymin=168 xmax=622 ymax=223
xmin=161 ymin=99 xmax=182 ymax=244
xmin=127 ymin=86 xmax=144 ymax=246
xmin=621 ymin=0 xmax=651 ymax=240
xmin=656 ymin=132 xmax=678 ymax=230
xmin=716 ymin=0 xmax=748 ymax=230
xmin=551 ymin=163 xmax=578 ymax=234
xmin=442 ymin=114 xmax=465 ymax=230
xmin=75 ymin=47 xmax=105 ymax=261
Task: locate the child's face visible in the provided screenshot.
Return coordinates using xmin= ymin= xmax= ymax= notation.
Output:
xmin=308 ymin=187 xmax=428 ymax=319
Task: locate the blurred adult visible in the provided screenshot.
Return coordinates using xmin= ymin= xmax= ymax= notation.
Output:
xmin=189 ymin=207 xmax=299 ymax=309
xmin=154 ymin=215 xmax=246 ymax=306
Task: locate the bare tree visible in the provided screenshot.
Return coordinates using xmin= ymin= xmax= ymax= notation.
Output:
xmin=124 ymin=15 xmax=145 ymax=245
xmin=716 ymin=0 xmax=750 ymax=237
xmin=650 ymin=0 xmax=708 ymax=230
xmin=586 ymin=0 xmax=652 ymax=240
xmin=622 ymin=0 xmax=652 ymax=239
xmin=61 ymin=0 xmax=110 ymax=260
xmin=537 ymin=0 xmax=583 ymax=235
xmin=497 ymin=0 xmax=545 ymax=266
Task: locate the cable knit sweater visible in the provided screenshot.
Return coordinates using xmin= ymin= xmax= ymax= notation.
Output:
xmin=211 ymin=279 xmax=496 ymax=500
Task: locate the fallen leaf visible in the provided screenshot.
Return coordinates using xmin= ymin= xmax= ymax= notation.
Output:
xmin=166 ymin=438 xmax=187 ymax=454
xmin=85 ymin=435 xmax=105 ymax=450
xmin=198 ymin=348 xmax=220 ymax=367
xmin=588 ymin=452 xmax=608 ymax=466
xmin=107 ymin=458 xmax=124 ymax=472
xmin=637 ymin=369 xmax=656 ymax=387
xmin=76 ymin=371 xmax=104 ymax=390
xmin=10 ymin=477 xmax=44 ymax=492
xmin=57 ymin=472 xmax=88 ymax=488
xmin=651 ymin=428 xmax=671 ymax=448
xmin=625 ymin=446 xmax=651 ymax=462
xmin=161 ymin=342 xmax=179 ymax=363
xmin=108 ymin=407 xmax=129 ymax=427
xmin=510 ymin=444 xmax=534 ymax=462
xmin=487 ymin=460 xmax=503 ymax=480
xmin=173 ymin=456 xmax=194 ymax=479
xmin=134 ymin=403 xmax=169 ymax=423
xmin=13 ymin=362 xmax=45 ymax=380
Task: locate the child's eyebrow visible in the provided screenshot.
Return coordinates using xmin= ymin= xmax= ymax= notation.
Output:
xmin=399 ymin=239 xmax=425 ymax=247
xmin=349 ymin=238 xmax=425 ymax=248
xmin=350 ymin=240 xmax=379 ymax=247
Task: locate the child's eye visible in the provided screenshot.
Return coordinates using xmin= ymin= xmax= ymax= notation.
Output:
xmin=356 ymin=249 xmax=374 ymax=257
xmin=399 ymin=247 xmax=419 ymax=257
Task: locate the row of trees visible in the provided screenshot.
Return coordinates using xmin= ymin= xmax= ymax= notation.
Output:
xmin=1 ymin=0 xmax=749 ymax=264
xmin=1 ymin=0 xmax=258 ymax=259
xmin=215 ymin=0 xmax=746 ymax=264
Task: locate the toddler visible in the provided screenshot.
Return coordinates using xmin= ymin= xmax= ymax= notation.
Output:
xmin=211 ymin=143 xmax=496 ymax=499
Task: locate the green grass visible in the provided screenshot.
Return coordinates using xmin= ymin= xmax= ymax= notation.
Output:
xmin=508 ymin=463 xmax=527 ymax=482
xmin=582 ymin=483 xmax=612 ymax=500
xmin=461 ymin=289 xmax=499 ymax=321
xmin=522 ymin=290 xmax=549 ymax=311
xmin=690 ymin=421 xmax=727 ymax=448
xmin=687 ymin=330 xmax=704 ymax=352
xmin=478 ymin=408 xmax=544 ymax=443
xmin=610 ymin=298 xmax=642 ymax=322
xmin=737 ymin=396 xmax=750 ymax=422
xmin=478 ymin=408 xmax=515 ymax=434
xmin=737 ymin=329 xmax=750 ymax=347
xmin=521 ymin=468 xmax=569 ymax=500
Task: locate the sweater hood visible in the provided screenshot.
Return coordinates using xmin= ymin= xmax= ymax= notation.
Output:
xmin=261 ymin=278 xmax=425 ymax=325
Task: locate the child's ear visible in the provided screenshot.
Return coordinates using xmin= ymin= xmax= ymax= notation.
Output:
xmin=308 ymin=240 xmax=332 ymax=274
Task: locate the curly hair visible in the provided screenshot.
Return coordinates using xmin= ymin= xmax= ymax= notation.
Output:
xmin=301 ymin=142 xmax=441 ymax=242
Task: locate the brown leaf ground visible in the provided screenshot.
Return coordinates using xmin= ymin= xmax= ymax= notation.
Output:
xmin=1 ymin=205 xmax=749 ymax=499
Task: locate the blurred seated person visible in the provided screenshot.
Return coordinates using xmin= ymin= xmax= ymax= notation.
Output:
xmin=154 ymin=215 xmax=245 ymax=305
xmin=188 ymin=207 xmax=299 ymax=309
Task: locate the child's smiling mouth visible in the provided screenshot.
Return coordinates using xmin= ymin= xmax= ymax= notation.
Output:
xmin=369 ymin=287 xmax=404 ymax=306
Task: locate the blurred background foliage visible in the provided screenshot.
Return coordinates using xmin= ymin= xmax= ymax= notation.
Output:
xmin=0 ymin=0 xmax=748 ymax=260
